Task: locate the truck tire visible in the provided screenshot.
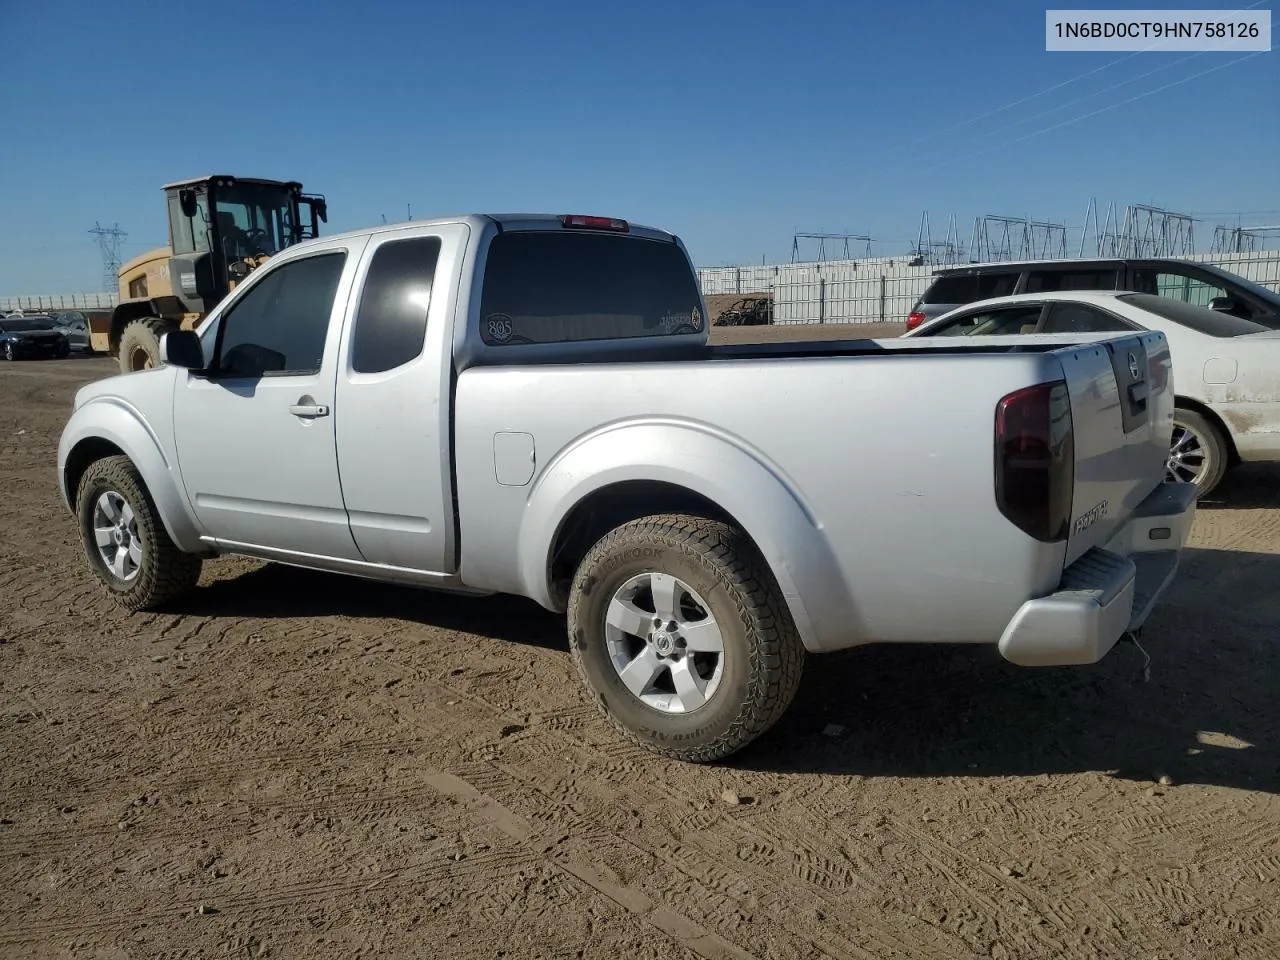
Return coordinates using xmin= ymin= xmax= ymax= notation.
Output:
xmin=567 ymin=514 xmax=804 ymax=762
xmin=75 ymin=454 xmax=202 ymax=611
xmin=1167 ymin=407 xmax=1228 ymax=497
xmin=117 ymin=317 xmax=169 ymax=374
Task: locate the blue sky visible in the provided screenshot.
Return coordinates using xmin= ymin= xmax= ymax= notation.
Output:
xmin=0 ymin=0 xmax=1275 ymax=293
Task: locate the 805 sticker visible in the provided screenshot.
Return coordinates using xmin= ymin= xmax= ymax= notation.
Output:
xmin=485 ymin=314 xmax=514 ymax=343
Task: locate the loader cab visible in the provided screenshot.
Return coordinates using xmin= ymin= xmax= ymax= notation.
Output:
xmin=163 ymin=175 xmax=329 ymax=313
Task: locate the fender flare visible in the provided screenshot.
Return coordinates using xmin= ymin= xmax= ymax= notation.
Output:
xmin=515 ymin=420 xmax=858 ymax=653
xmin=57 ymin=398 xmax=206 ymax=553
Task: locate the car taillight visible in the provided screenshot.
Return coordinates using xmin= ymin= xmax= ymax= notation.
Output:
xmin=994 ymin=380 xmax=1074 ymax=542
xmin=560 ymin=214 xmax=629 ymax=232
xmin=906 ymin=310 xmax=926 ymax=331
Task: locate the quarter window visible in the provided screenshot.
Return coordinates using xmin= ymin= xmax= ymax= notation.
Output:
xmin=921 ymin=275 xmax=974 ymax=304
xmin=350 ymin=237 xmax=442 ymax=373
xmin=211 ymin=252 xmax=346 ymax=378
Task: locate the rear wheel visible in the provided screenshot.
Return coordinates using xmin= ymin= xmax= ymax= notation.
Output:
xmin=75 ymin=455 xmax=202 ymax=611
xmin=4 ymin=343 xmax=13 ymax=361
xmin=567 ymin=514 xmax=804 ymax=763
xmin=117 ymin=317 xmax=170 ymax=374
xmin=1167 ymin=407 xmax=1228 ymax=497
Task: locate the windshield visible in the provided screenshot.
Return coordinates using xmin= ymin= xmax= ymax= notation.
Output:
xmin=0 ymin=318 xmax=55 ymax=332
xmin=212 ymin=184 xmax=300 ymax=260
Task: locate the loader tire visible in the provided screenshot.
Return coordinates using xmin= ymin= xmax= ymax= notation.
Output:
xmin=118 ymin=317 xmax=170 ymax=374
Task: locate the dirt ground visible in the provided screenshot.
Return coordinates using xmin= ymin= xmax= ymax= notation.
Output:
xmin=3 ymin=347 xmax=1279 ymax=960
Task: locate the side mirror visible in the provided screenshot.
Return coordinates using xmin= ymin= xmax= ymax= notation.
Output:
xmin=1209 ymin=296 xmax=1237 ymax=313
xmin=179 ymin=189 xmax=198 ymax=219
xmin=159 ymin=329 xmax=204 ymax=369
xmin=315 ymin=200 xmax=328 ymax=223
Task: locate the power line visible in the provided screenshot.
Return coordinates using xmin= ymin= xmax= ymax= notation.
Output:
xmin=910 ymin=50 xmax=1267 ymax=176
xmin=969 ymin=51 xmax=1206 ymax=142
xmin=913 ymin=0 xmax=1269 ymax=144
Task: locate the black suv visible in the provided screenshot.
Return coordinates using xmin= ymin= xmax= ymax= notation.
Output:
xmin=905 ymin=257 xmax=1280 ymax=331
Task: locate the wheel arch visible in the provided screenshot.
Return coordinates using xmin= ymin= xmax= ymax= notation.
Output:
xmin=514 ymin=422 xmax=860 ymax=653
xmin=58 ymin=405 xmax=205 ymax=553
xmin=1174 ymin=395 xmax=1239 ymax=466
xmin=547 ymin=479 xmax=743 ymax=598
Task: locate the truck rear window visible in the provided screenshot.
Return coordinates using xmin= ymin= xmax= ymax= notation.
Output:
xmin=478 ymin=231 xmax=704 ymax=346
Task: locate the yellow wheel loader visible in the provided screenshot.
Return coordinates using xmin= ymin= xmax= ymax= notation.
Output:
xmin=89 ymin=175 xmax=327 ymax=373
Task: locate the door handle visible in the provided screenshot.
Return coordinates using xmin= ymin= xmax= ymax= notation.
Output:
xmin=289 ymin=395 xmax=330 ymax=418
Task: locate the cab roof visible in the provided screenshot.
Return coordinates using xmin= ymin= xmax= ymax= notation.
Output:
xmin=162 ymin=175 xmax=303 ymax=191
xmin=282 ymin=213 xmax=679 ymax=250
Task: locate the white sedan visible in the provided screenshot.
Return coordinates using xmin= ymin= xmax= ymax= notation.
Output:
xmin=903 ymin=289 xmax=1280 ymax=497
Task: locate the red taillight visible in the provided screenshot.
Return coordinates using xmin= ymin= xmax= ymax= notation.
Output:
xmin=906 ymin=310 xmax=926 ymax=331
xmin=560 ymin=214 xmax=629 ymax=232
xmin=994 ymin=380 xmax=1074 ymax=542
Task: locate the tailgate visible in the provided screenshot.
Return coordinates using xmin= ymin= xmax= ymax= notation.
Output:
xmin=1055 ymin=331 xmax=1173 ymax=565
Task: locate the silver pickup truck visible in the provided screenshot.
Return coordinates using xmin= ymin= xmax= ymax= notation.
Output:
xmin=57 ymin=213 xmax=1197 ymax=762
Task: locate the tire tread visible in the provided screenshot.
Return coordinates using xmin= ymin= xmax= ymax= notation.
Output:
xmin=76 ymin=454 xmax=202 ymax=611
xmin=567 ymin=514 xmax=804 ymax=763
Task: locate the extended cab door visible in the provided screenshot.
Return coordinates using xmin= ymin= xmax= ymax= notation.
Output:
xmin=331 ymin=222 xmax=470 ymax=573
xmin=171 ymin=237 xmax=370 ymax=560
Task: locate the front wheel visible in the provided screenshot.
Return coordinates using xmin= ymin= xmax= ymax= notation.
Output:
xmin=1167 ymin=408 xmax=1228 ymax=497
xmin=567 ymin=515 xmax=805 ymax=763
xmin=75 ymin=455 xmax=203 ymax=611
xmin=4 ymin=343 xmax=13 ymax=360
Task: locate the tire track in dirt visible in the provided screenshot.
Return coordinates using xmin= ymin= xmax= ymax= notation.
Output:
xmin=407 ymin=656 xmax=1280 ymax=959
xmin=394 ymin=675 xmax=1010 ymax=959
xmin=422 ymin=769 xmax=757 ymax=960
xmin=3 ymin=848 xmax=542 ymax=945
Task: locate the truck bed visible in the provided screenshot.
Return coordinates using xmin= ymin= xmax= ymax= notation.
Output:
xmin=453 ymin=327 xmax=1173 ymax=654
xmin=462 ymin=333 xmax=1099 ymax=368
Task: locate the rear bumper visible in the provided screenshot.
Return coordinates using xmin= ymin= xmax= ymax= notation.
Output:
xmin=997 ymin=481 xmax=1197 ymax=667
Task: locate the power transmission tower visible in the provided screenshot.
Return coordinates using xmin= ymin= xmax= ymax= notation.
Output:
xmin=1210 ymin=224 xmax=1280 ymax=255
xmin=88 ymin=222 xmax=128 ymax=292
xmin=790 ymin=232 xmax=873 ymax=263
xmin=970 ymin=214 xmax=1066 ymax=263
xmin=1114 ymin=204 xmax=1195 ymax=257
xmin=913 ymin=212 xmax=965 ymax=265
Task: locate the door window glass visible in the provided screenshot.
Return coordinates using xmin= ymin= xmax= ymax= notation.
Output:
xmin=212 ymin=252 xmax=346 ymax=378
